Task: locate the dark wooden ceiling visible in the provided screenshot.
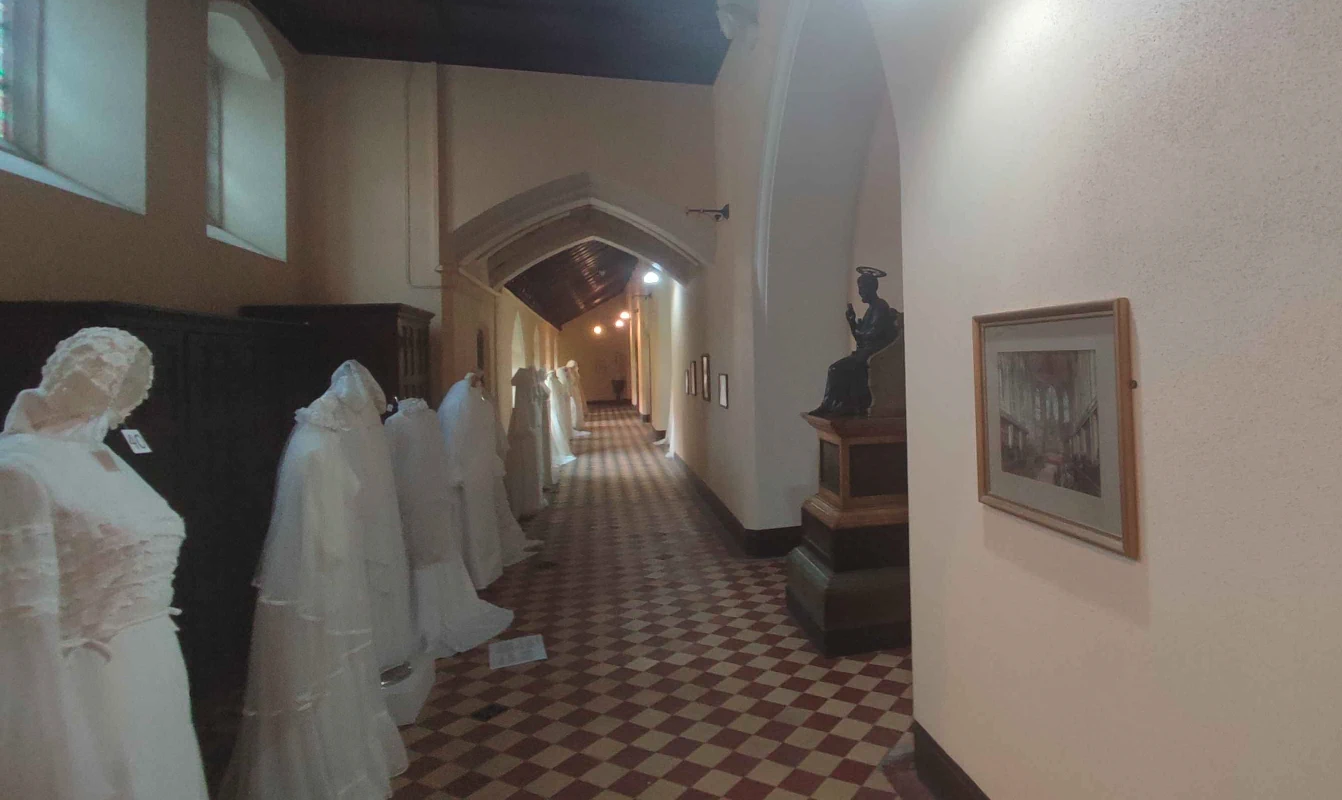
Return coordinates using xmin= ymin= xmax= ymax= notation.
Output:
xmin=506 ymin=241 xmax=637 ymax=328
xmin=251 ymin=0 xmax=731 ymax=84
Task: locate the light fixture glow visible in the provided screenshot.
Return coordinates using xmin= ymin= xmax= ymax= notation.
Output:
xmin=592 ymin=325 xmax=604 ymax=335
xmin=615 ymin=319 xmax=625 ymax=328
xmin=643 ymin=271 xmax=661 ymax=285
xmin=619 ymin=311 xmax=631 ymax=320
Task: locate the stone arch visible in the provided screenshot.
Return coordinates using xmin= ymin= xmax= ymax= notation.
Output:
xmin=750 ymin=0 xmax=894 ymax=522
xmin=446 ymin=172 xmax=715 ymax=288
xmin=208 ymin=1 xmax=285 ymax=82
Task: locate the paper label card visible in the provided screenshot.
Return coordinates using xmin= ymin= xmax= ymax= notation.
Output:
xmin=489 ymin=635 xmax=548 ymax=669
xmin=120 ymin=429 xmax=152 ymax=454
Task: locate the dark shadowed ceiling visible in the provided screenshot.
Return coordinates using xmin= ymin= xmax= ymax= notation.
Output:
xmin=506 ymin=241 xmax=638 ymax=328
xmin=251 ymin=0 xmax=731 ymax=85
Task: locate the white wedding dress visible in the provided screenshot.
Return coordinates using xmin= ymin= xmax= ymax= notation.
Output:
xmin=504 ymin=368 xmax=547 ymax=518
xmin=545 ymin=369 xmax=577 ymax=468
xmin=221 ymin=362 xmax=408 ymax=800
xmin=566 ymin=361 xmax=591 ymax=433
xmin=537 ymin=371 xmax=556 ymax=487
xmin=385 ymin=398 xmax=513 ymax=657
xmin=0 ymin=327 xmax=209 ymax=800
xmin=438 ymin=376 xmax=505 ymax=589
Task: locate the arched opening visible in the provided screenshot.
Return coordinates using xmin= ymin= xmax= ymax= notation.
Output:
xmin=753 ymin=0 xmax=895 ymax=520
xmin=446 ymin=172 xmax=713 ymax=289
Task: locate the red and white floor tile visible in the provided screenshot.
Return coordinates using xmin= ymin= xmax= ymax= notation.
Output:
xmin=394 ymin=407 xmax=912 ymax=799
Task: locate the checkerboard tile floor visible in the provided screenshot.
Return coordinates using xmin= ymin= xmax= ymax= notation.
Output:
xmin=394 ymin=407 xmax=912 ymax=799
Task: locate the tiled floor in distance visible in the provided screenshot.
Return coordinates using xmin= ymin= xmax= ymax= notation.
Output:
xmin=393 ymin=406 xmax=913 ymax=799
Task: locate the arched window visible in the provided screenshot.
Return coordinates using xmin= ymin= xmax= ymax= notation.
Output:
xmin=207 ymin=2 xmax=287 ymax=259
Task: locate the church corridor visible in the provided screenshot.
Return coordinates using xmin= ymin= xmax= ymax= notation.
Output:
xmin=393 ymin=407 xmax=913 ymax=799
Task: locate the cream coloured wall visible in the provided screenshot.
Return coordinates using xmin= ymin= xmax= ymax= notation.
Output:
xmin=862 ymin=0 xmax=1342 ymax=797
xmin=296 ymin=57 xmax=445 ymax=392
xmin=558 ymin=303 xmax=633 ymax=404
xmin=0 ymin=0 xmax=303 ymax=312
xmin=441 ymin=65 xmax=716 ymax=228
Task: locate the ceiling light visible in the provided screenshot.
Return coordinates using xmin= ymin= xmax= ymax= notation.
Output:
xmin=593 ymin=325 xmax=604 ymax=335
xmin=619 ymin=311 xmax=631 ymax=320
xmin=643 ymin=271 xmax=661 ymax=285
xmin=615 ymin=319 xmax=625 ymax=328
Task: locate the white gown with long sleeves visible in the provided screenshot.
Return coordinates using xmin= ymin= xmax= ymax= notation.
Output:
xmin=545 ymin=370 xmax=577 ymax=468
xmin=504 ymin=368 xmax=547 ymax=518
xmin=0 ymin=327 xmax=209 ymax=800
xmin=222 ymin=361 xmax=408 ymax=800
xmin=438 ymin=376 xmax=505 ymax=589
xmin=385 ymin=398 xmax=513 ymax=656
xmin=486 ymin=390 xmax=542 ymax=564
xmin=537 ymin=371 xmax=555 ymax=486
xmin=565 ymin=361 xmax=590 ymax=433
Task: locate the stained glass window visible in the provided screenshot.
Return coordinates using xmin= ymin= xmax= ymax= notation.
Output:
xmin=0 ymin=0 xmax=12 ymax=144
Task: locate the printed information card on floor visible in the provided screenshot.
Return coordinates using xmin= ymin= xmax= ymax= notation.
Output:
xmin=488 ymin=634 xmax=547 ymax=669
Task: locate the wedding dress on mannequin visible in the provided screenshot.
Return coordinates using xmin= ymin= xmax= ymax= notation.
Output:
xmin=386 ymin=398 xmax=513 ymax=656
xmin=545 ymin=369 xmax=577 ymax=468
xmin=222 ymin=361 xmax=408 ymax=800
xmin=565 ymin=360 xmax=591 ymax=433
xmin=0 ymin=328 xmax=209 ymax=800
xmin=488 ymin=389 xmax=542 ymax=562
xmin=504 ymin=368 xmax=547 ymax=518
xmin=537 ymin=370 xmax=555 ymax=486
xmin=438 ymin=374 xmax=505 ymax=589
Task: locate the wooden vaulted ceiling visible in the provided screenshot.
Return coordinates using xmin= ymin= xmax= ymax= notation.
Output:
xmin=506 ymin=241 xmax=638 ymax=329
xmin=250 ymin=0 xmax=731 ymax=85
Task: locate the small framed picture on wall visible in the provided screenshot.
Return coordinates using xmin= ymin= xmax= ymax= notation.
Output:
xmin=718 ymin=374 xmax=729 ymax=409
xmin=701 ymin=355 xmax=711 ymax=401
xmin=973 ymin=298 xmax=1138 ymax=559
xmin=685 ymin=369 xmax=691 ymax=395
xmin=690 ymin=361 xmax=698 ymax=396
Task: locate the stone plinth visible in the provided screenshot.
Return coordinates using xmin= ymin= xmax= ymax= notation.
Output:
xmin=786 ymin=413 xmax=911 ymax=657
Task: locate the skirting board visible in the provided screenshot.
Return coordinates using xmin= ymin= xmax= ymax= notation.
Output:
xmin=673 ymin=454 xmax=801 ymax=559
xmin=650 ymin=428 xmax=666 ymax=442
xmin=913 ymin=721 xmax=991 ymax=800
xmin=642 ymin=413 xmax=652 ymax=423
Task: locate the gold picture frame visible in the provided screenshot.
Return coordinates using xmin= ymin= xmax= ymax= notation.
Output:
xmin=973 ymin=299 xmax=1138 ymax=558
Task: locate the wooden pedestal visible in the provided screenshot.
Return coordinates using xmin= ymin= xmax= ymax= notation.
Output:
xmin=787 ymin=414 xmax=911 ymax=657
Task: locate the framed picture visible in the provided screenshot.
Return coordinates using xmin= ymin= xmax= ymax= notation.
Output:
xmin=718 ymin=374 xmax=729 ymax=409
xmin=701 ymin=355 xmax=711 ymax=401
xmin=973 ymin=299 xmax=1138 ymax=558
xmin=684 ymin=369 xmax=691 ymax=395
xmin=690 ymin=361 xmax=698 ymax=397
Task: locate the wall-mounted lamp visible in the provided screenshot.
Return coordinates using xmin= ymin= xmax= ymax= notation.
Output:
xmin=615 ymin=319 xmax=626 ymax=329
xmin=619 ymin=311 xmax=632 ymax=320
xmin=686 ymin=204 xmax=730 ymax=222
xmin=643 ymin=271 xmax=662 ymax=285
xmin=593 ymin=325 xmax=604 ymax=335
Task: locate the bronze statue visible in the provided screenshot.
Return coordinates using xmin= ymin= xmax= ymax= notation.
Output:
xmin=810 ymin=267 xmax=903 ymax=417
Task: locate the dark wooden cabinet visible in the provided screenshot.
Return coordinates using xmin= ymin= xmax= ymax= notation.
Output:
xmin=240 ymin=303 xmax=435 ymax=402
xmin=0 ymin=302 xmax=321 ymax=790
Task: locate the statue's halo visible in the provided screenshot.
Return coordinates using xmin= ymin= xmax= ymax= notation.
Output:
xmin=856 ymin=266 xmax=888 ymax=279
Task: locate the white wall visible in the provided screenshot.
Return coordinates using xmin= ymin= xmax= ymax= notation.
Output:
xmin=851 ymin=93 xmax=902 ymax=312
xmin=0 ymin=0 xmax=303 ymax=312
xmin=558 ymin=303 xmax=633 ymax=403
xmin=862 ymin=0 xmax=1342 ymax=797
